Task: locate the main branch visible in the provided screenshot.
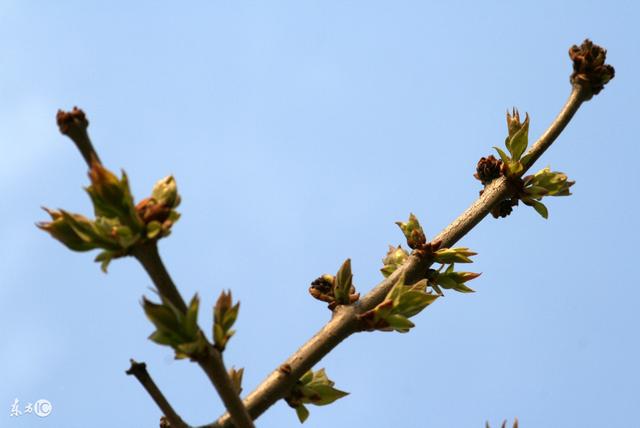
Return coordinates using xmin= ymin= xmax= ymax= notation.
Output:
xmin=206 ymin=84 xmax=590 ymax=428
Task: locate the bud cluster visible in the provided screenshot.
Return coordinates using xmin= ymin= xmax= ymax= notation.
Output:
xmin=380 ymin=245 xmax=410 ymax=278
xmin=474 ymin=155 xmax=504 ymax=185
xmin=490 ymin=197 xmax=519 ymax=219
xmin=518 ymin=167 xmax=575 ymax=219
xmin=477 ymin=110 xmax=575 ymax=220
xmin=493 ymin=109 xmax=531 ymax=176
xmin=427 ymin=247 xmax=480 ymax=295
xmin=39 ymin=162 xmax=181 ymax=272
xmin=143 ymin=294 xmax=208 ymax=360
xmin=213 ymin=291 xmax=240 ymax=351
xmin=395 ymin=213 xmax=426 ymax=250
xmin=569 ymin=39 xmax=615 ymax=97
xmin=309 ymin=259 xmax=360 ymax=309
xmin=228 ymin=367 xmax=244 ymax=395
xmin=284 ymin=368 xmax=349 ymax=423
xmin=426 ymin=264 xmax=481 ymax=295
xmin=359 ymin=275 xmax=439 ymax=333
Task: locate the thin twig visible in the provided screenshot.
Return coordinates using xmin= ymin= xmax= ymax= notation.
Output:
xmin=56 ymin=107 xmax=101 ymax=167
xmin=196 ymin=347 xmax=256 ymax=428
xmin=133 ymin=241 xmax=188 ymax=313
xmin=133 ymin=241 xmax=255 ymax=428
xmin=126 ymin=359 xmax=189 ymax=428
xmin=205 ymin=84 xmax=590 ymax=428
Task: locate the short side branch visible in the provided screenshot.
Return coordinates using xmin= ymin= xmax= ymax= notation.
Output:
xmin=133 ymin=242 xmax=255 ymax=428
xmin=126 ymin=359 xmax=189 ymax=428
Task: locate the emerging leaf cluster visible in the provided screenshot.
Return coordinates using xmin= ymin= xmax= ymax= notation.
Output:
xmin=285 ymin=368 xmax=349 ymax=423
xmin=308 ymin=259 xmax=360 ymax=309
xmin=520 ymin=167 xmax=575 ymax=218
xmin=213 ymin=291 xmax=240 ymax=351
xmin=360 ymin=275 xmax=439 ymax=333
xmin=38 ymin=162 xmax=181 ymax=271
xmin=494 ymin=109 xmax=532 ymax=175
xmin=490 ymin=111 xmax=575 ymax=219
xmin=143 ymin=294 xmax=207 ymax=360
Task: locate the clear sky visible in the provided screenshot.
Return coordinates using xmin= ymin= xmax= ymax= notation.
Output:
xmin=1 ymin=1 xmax=638 ymax=427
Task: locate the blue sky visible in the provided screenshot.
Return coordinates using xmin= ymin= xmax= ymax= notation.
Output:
xmin=1 ymin=1 xmax=638 ymax=427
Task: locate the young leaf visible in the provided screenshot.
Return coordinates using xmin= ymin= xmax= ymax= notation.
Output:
xmin=213 ymin=290 xmax=240 ymax=350
xmin=531 ymin=200 xmax=549 ymax=219
xmin=380 ymin=245 xmax=409 ymax=278
xmin=508 ymin=113 xmax=530 ymax=161
xmin=295 ymin=405 xmax=309 ymax=423
xmin=334 ymin=259 xmax=353 ymax=305
xmin=434 ymin=247 xmax=477 ymax=264
xmin=493 ymin=146 xmax=511 ymax=165
xmin=395 ymin=213 xmax=426 ymax=249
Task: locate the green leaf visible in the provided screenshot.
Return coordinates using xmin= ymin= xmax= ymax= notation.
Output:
xmin=380 ymin=245 xmax=409 ymax=278
xmin=395 ymin=213 xmax=426 ymax=249
xmin=228 ymin=367 xmax=244 ymax=395
xmin=148 ymin=330 xmax=180 ymax=346
xmin=531 ymin=200 xmax=549 ymax=219
xmin=295 ymin=405 xmax=309 ymax=423
xmin=86 ymin=163 xmax=143 ymax=232
xmin=305 ymin=384 xmax=349 ymax=405
xmin=143 ymin=298 xmax=183 ymax=335
xmin=508 ymin=113 xmax=529 ymax=160
xmin=493 ymin=146 xmax=511 ymax=164
xmin=520 ymin=152 xmax=533 ymax=167
xmin=384 ymin=314 xmax=415 ymax=332
xmin=147 ymin=221 xmax=162 ymax=239
xmin=523 ymin=185 xmax=549 ymax=198
xmin=299 ymin=370 xmax=314 ymax=385
xmin=151 ymin=175 xmax=180 ymax=208
xmin=334 ymin=259 xmax=353 ymax=304
xmin=506 ymin=160 xmax=523 ymax=175
xmin=94 ymin=250 xmax=116 ymax=273
xmin=175 ymin=337 xmax=207 ymax=359
xmin=38 ymin=208 xmax=100 ymax=252
xmin=59 ymin=210 xmax=102 ymax=244
xmin=452 ymin=282 xmax=475 ymax=293
xmin=436 ymin=274 xmax=460 ymax=289
xmin=213 ymin=324 xmax=226 ymax=348
xmin=434 ymin=247 xmax=476 ymax=264
xmin=528 ymin=167 xmax=575 ymax=197
xmin=385 ymin=274 xmax=407 ymax=302
xmin=214 ymin=290 xmax=239 ymax=350
xmin=222 ymin=303 xmax=239 ymax=331
xmin=184 ymin=294 xmax=200 ymax=339
xmin=395 ymin=289 xmax=438 ymax=318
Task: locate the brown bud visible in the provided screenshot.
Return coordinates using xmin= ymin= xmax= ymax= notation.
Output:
xmin=491 ymin=197 xmax=519 ymax=218
xmin=474 ymin=155 xmax=503 ymax=185
xmin=136 ymin=197 xmax=172 ymax=224
xmin=56 ymin=107 xmax=101 ymax=166
xmin=310 ymin=275 xmax=334 ymax=295
xmin=569 ymin=39 xmax=615 ymax=97
xmin=56 ymin=106 xmax=88 ymax=135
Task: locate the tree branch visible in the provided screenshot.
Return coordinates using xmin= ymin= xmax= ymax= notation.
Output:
xmin=133 ymin=241 xmax=255 ymax=428
xmin=56 ymin=107 xmax=101 ymax=167
xmin=126 ymin=359 xmax=189 ymax=428
xmin=206 ymin=83 xmax=590 ymax=428
xmin=133 ymin=242 xmax=188 ymax=313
